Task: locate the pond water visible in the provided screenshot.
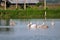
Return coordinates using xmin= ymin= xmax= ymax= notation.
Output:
xmin=0 ymin=19 xmax=60 ymax=40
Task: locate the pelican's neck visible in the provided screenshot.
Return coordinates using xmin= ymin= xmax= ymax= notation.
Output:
xmin=27 ymin=22 xmax=32 ymax=27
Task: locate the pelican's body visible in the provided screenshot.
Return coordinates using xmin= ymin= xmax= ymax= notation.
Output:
xmin=27 ymin=23 xmax=37 ymax=29
xmin=27 ymin=22 xmax=48 ymax=29
xmin=38 ymin=25 xmax=48 ymax=29
xmin=30 ymin=24 xmax=37 ymax=29
xmin=27 ymin=22 xmax=37 ymax=29
xmin=38 ymin=22 xmax=48 ymax=29
xmin=10 ymin=19 xmax=15 ymax=26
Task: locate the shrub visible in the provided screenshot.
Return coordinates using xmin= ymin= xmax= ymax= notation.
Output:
xmin=36 ymin=2 xmax=43 ymax=7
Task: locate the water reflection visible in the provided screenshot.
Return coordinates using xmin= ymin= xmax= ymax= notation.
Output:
xmin=0 ymin=19 xmax=10 ymax=26
xmin=51 ymin=19 xmax=55 ymax=26
xmin=0 ymin=19 xmax=16 ymax=26
xmin=0 ymin=19 xmax=14 ymax=34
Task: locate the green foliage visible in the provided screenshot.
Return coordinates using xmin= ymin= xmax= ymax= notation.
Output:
xmin=0 ymin=9 xmax=60 ymax=19
xmin=36 ymin=2 xmax=43 ymax=7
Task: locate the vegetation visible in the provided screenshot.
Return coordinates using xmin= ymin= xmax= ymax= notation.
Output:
xmin=36 ymin=2 xmax=43 ymax=7
xmin=0 ymin=0 xmax=60 ymax=19
xmin=46 ymin=9 xmax=60 ymax=18
xmin=0 ymin=9 xmax=44 ymax=19
xmin=0 ymin=9 xmax=60 ymax=19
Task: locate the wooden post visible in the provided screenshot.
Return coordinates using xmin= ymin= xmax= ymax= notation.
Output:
xmin=5 ymin=0 xmax=6 ymax=10
xmin=44 ymin=0 xmax=46 ymax=10
xmin=45 ymin=11 xmax=46 ymax=17
xmin=24 ymin=0 xmax=26 ymax=10
xmin=44 ymin=0 xmax=46 ymax=17
xmin=44 ymin=0 xmax=47 ymax=22
xmin=16 ymin=0 xmax=18 ymax=9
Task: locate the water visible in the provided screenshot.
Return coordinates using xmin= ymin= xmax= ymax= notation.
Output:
xmin=0 ymin=19 xmax=60 ymax=40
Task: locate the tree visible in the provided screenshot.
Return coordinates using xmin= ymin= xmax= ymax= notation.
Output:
xmin=37 ymin=0 xmax=44 ymax=7
xmin=36 ymin=2 xmax=43 ymax=7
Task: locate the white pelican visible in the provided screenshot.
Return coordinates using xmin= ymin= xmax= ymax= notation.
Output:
xmin=10 ymin=19 xmax=15 ymax=26
xmin=27 ymin=22 xmax=48 ymax=29
xmin=27 ymin=22 xmax=37 ymax=29
xmin=38 ymin=22 xmax=48 ymax=29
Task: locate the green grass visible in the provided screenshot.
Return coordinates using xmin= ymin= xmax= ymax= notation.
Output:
xmin=46 ymin=9 xmax=60 ymax=18
xmin=0 ymin=9 xmax=60 ymax=19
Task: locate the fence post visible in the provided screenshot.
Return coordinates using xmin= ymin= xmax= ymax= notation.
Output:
xmin=5 ymin=0 xmax=6 ymax=10
xmin=24 ymin=0 xmax=26 ymax=10
xmin=16 ymin=0 xmax=18 ymax=9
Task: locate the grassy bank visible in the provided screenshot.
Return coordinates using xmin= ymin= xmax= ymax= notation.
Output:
xmin=0 ymin=9 xmax=60 ymax=19
xmin=46 ymin=9 xmax=60 ymax=18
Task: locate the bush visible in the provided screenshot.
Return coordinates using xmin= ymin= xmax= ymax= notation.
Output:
xmin=36 ymin=2 xmax=43 ymax=7
xmin=0 ymin=9 xmax=60 ymax=19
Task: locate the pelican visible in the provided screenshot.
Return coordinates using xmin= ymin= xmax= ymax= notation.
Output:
xmin=38 ymin=22 xmax=48 ymax=29
xmin=27 ymin=22 xmax=37 ymax=29
xmin=10 ymin=19 xmax=15 ymax=26
xmin=27 ymin=22 xmax=48 ymax=29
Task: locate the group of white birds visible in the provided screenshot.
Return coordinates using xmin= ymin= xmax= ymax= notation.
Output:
xmin=9 ymin=19 xmax=55 ymax=29
xmin=27 ymin=21 xmax=55 ymax=29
